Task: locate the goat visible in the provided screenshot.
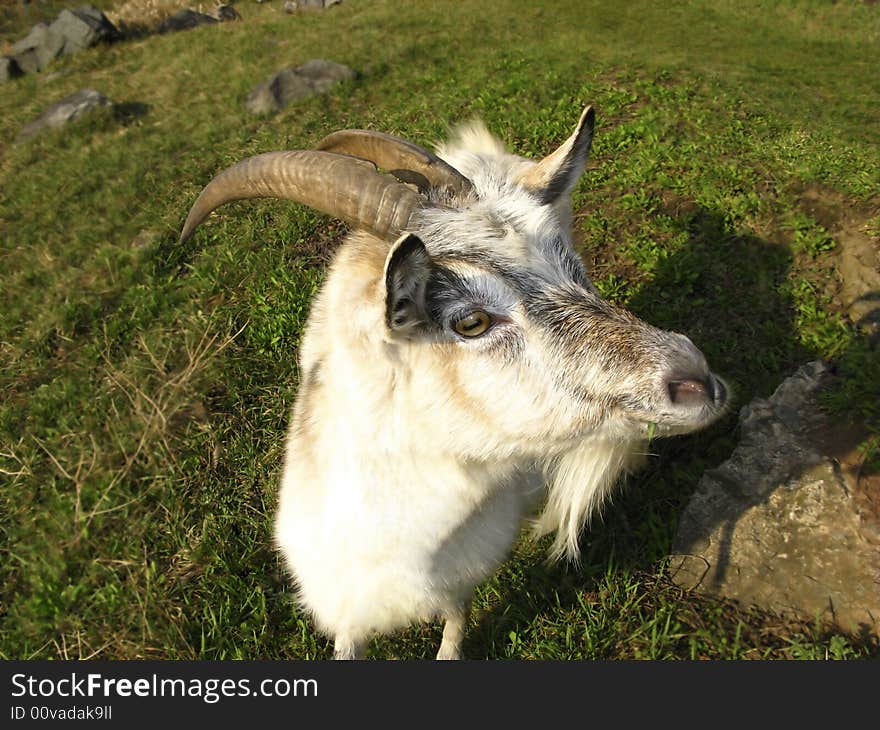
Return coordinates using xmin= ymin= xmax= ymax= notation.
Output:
xmin=179 ymin=104 xmax=729 ymax=659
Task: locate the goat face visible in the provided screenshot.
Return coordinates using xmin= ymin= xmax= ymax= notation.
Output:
xmin=377 ymin=112 xmax=727 ymax=466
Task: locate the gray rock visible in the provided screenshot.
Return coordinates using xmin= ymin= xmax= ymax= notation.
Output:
xmin=12 ymin=22 xmax=50 ymax=54
xmin=246 ymin=60 xmax=357 ymax=115
xmin=12 ymin=22 xmax=65 ymax=71
xmin=8 ymin=7 xmax=118 ymax=75
xmin=669 ymin=361 xmax=880 ymax=635
xmin=213 ymin=4 xmax=242 ymax=22
xmin=70 ymin=6 xmax=118 ymax=43
xmin=1 ymin=56 xmax=24 ymax=83
xmin=294 ymin=58 xmax=356 ymax=91
xmin=12 ymin=49 xmax=41 ymax=74
xmin=293 ymin=0 xmax=343 ymax=8
xmin=18 ymin=89 xmax=112 ymax=140
xmin=51 ymin=6 xmax=120 ymax=56
xmin=246 ymin=69 xmax=312 ymax=115
xmin=157 ymin=9 xmax=219 ymax=34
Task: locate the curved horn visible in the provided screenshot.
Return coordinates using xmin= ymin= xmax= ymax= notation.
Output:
xmin=316 ymin=129 xmax=474 ymax=199
xmin=179 ymin=150 xmax=422 ymax=245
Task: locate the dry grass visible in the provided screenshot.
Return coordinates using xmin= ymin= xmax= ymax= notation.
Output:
xmin=1 ymin=314 xmax=245 ymax=546
xmin=106 ymin=0 xmax=223 ymax=33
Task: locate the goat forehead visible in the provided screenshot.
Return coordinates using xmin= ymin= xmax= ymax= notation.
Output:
xmin=418 ymin=184 xmax=558 ymax=243
xmin=415 ymin=204 xmax=577 ymax=288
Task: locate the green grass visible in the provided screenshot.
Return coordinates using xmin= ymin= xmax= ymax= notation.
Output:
xmin=1 ymin=0 xmax=878 ymax=660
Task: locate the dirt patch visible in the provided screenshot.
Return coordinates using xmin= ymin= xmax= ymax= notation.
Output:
xmin=658 ymin=190 xmax=700 ymax=220
xmin=794 ymin=185 xmax=880 ymax=539
xmin=796 ymin=184 xmax=880 ymax=339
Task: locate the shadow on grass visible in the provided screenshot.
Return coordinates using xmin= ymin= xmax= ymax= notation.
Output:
xmin=465 ymin=202 xmax=879 ymax=658
xmin=113 ymin=101 xmax=151 ymax=123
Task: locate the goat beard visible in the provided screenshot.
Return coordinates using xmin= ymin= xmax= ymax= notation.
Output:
xmin=532 ymin=433 xmax=648 ymax=562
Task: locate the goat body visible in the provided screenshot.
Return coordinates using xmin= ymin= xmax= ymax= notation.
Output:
xmin=180 ymin=105 xmax=728 ymax=659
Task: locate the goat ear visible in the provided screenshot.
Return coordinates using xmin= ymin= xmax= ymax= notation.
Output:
xmin=517 ymin=105 xmax=595 ymax=206
xmin=384 ymin=233 xmax=433 ymax=335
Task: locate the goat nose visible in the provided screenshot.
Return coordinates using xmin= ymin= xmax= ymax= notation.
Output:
xmin=668 ymin=373 xmax=726 ymax=408
xmin=709 ymin=374 xmax=727 ymax=406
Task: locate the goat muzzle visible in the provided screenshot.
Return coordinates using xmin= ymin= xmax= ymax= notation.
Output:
xmin=667 ymin=374 xmax=727 ymax=409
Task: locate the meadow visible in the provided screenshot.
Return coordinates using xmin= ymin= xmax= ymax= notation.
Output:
xmin=1 ymin=0 xmax=878 ymax=659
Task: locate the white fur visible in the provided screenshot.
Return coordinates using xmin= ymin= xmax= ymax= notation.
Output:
xmin=273 ymin=114 xmax=725 ymax=659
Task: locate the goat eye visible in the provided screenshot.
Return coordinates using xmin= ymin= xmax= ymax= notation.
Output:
xmin=453 ymin=311 xmax=492 ymax=337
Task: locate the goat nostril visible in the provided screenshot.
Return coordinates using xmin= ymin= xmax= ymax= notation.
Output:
xmin=668 ymin=378 xmax=710 ymax=407
xmin=705 ymin=375 xmax=717 ymax=402
xmin=709 ymin=374 xmax=727 ymax=406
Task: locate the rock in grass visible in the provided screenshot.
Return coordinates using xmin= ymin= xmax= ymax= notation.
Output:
xmin=246 ymin=69 xmax=312 ymax=115
xmin=18 ymin=89 xmax=112 ymax=140
xmin=1 ymin=56 xmax=24 ymax=83
xmin=8 ymin=7 xmax=119 ymax=75
xmin=51 ymin=6 xmax=121 ymax=55
xmin=12 ymin=49 xmax=41 ymax=74
xmin=11 ymin=22 xmax=65 ymax=72
xmin=669 ymin=360 xmax=880 ymax=636
xmin=246 ymin=60 xmax=357 ymax=115
xmin=288 ymin=0 xmax=343 ymax=8
xmin=157 ymin=9 xmax=219 ymax=34
xmin=214 ymin=5 xmax=243 ymax=22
